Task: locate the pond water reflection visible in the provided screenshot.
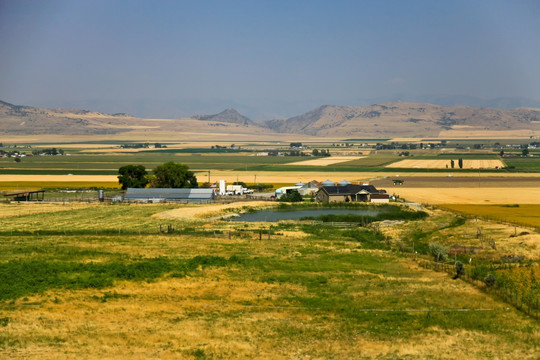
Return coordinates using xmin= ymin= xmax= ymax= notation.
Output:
xmin=230 ymin=208 xmax=382 ymax=222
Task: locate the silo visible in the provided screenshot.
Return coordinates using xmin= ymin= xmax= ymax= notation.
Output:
xmin=219 ymin=180 xmax=226 ymax=195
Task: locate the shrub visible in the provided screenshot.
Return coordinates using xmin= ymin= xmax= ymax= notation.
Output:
xmin=278 ymin=190 xmax=303 ymax=202
xmin=484 ymin=273 xmax=496 ymax=288
xmin=454 ymin=261 xmax=465 ymax=279
xmin=428 ymin=243 xmax=448 ymax=262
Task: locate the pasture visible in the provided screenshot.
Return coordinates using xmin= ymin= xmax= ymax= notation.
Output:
xmin=0 ymin=202 xmax=539 ymax=359
xmin=1 ymin=140 xmax=540 ymax=358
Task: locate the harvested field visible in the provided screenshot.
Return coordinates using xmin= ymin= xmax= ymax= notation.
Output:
xmin=389 ymin=187 xmax=540 ymax=204
xmin=2 ymin=172 xmax=539 ymax=191
xmin=0 ymin=202 xmax=98 ymax=218
xmin=438 ymin=128 xmax=536 ymax=138
xmin=371 ymin=176 xmax=540 ymax=188
xmin=0 ymin=175 xmax=118 ymax=182
xmin=284 ymin=156 xmax=364 ymax=166
xmin=387 ymin=159 xmax=505 ymax=169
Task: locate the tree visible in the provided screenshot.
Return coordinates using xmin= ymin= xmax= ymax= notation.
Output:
xmin=428 ymin=242 xmax=448 ymax=262
xmin=118 ymin=165 xmax=149 ymax=190
xmin=453 ymin=261 xmax=465 ymax=279
xmin=450 ymin=159 xmax=455 ymax=169
xmin=152 ymin=161 xmax=198 ymax=188
xmin=278 ymin=190 xmax=303 ymax=202
xmin=458 ymin=158 xmax=463 ymax=169
xmin=522 ymin=148 xmax=530 ymax=156
xmin=312 ymin=149 xmax=319 ymax=156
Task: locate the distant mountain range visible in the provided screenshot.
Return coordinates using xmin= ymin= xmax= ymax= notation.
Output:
xmin=1 ymin=99 xmax=539 ymax=139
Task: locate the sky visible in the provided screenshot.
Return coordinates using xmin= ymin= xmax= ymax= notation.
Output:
xmin=1 ymin=0 xmax=540 ymax=120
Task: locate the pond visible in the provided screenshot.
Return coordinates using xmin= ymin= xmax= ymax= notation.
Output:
xmin=230 ymin=208 xmax=382 ymax=222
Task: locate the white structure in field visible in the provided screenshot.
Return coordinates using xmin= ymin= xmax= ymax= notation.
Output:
xmin=219 ymin=180 xmax=226 ymax=195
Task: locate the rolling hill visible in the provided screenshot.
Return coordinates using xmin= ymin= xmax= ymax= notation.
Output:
xmin=1 ymin=99 xmax=539 ymax=140
xmin=264 ymin=102 xmax=540 ymax=138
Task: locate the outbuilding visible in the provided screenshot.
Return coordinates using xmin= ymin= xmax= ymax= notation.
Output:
xmin=123 ymin=188 xmax=215 ymax=203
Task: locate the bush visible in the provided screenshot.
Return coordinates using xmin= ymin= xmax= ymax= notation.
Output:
xmin=278 ymin=190 xmax=303 ymax=202
xmin=484 ymin=273 xmax=496 ymax=288
xmin=454 ymin=261 xmax=465 ymax=279
xmin=428 ymin=243 xmax=448 ymax=262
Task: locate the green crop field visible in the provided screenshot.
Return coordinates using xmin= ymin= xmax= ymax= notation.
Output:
xmin=504 ymin=156 xmax=540 ymax=172
xmin=3 ymin=143 xmax=540 ymax=176
xmin=0 ymin=202 xmax=538 ymax=359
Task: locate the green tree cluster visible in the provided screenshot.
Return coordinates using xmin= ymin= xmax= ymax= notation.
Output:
xmin=151 ymin=161 xmax=198 ymax=188
xmin=278 ymin=190 xmax=303 ymax=202
xmin=118 ymin=165 xmax=149 ymax=190
xmin=118 ymin=162 xmax=198 ymax=189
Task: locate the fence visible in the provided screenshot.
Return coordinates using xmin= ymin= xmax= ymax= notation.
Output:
xmin=418 ymin=258 xmax=539 ymax=319
xmin=309 ymin=221 xmax=357 ymax=228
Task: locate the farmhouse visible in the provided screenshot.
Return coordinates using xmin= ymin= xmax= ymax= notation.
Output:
xmin=123 ymin=188 xmax=215 ymax=203
xmin=316 ymin=183 xmax=389 ymax=203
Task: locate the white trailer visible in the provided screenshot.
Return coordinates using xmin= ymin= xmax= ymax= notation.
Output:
xmin=226 ymin=184 xmax=244 ymax=195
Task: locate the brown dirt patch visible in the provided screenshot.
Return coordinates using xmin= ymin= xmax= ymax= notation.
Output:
xmin=284 ymin=156 xmax=364 ymax=166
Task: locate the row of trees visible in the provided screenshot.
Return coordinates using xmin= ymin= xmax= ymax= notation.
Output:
xmin=448 ymin=158 xmax=464 ymax=169
xmin=118 ymin=162 xmax=198 ymax=190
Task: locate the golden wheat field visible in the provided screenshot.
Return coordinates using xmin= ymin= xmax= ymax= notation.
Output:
xmin=391 ymin=187 xmax=540 ymax=204
xmin=387 ymin=159 xmax=505 ymax=169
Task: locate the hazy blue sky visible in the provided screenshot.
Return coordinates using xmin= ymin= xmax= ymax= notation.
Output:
xmin=1 ymin=0 xmax=539 ymax=119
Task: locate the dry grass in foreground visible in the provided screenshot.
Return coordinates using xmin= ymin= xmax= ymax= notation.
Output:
xmin=0 ymin=202 xmax=538 ymax=359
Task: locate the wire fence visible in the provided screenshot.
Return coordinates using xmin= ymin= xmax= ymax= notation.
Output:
xmin=417 ymin=258 xmax=540 ymax=319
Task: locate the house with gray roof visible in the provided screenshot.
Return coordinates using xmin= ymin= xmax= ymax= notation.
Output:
xmin=316 ymin=183 xmax=389 ymax=203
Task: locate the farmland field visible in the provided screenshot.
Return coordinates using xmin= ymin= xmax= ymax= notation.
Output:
xmin=439 ymin=204 xmax=540 ymax=228
xmin=387 ymin=159 xmax=505 ymax=169
xmin=2 ymin=141 xmax=540 ymax=358
xmin=0 ymin=202 xmax=539 ymax=359
xmin=284 ymin=156 xmax=364 ymax=166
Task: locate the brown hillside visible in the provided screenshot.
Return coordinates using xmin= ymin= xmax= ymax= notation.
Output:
xmin=1 ymin=100 xmax=539 ymax=140
xmin=0 ymin=101 xmax=274 ymax=139
xmin=264 ymin=102 xmax=540 ymax=138
xmin=191 ymin=108 xmax=256 ymax=126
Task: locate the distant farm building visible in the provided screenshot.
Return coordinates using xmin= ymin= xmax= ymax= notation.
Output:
xmin=316 ymin=184 xmax=389 ymax=203
xmin=123 ymin=188 xmax=215 ymax=203
xmin=3 ymin=190 xmax=45 ymax=202
xmin=275 ymin=181 xmax=321 ymax=198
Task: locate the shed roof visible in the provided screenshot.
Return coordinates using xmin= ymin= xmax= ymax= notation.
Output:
xmin=124 ymin=188 xmax=215 ymax=200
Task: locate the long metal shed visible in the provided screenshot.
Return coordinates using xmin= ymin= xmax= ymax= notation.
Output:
xmin=123 ymin=188 xmax=215 ymax=203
